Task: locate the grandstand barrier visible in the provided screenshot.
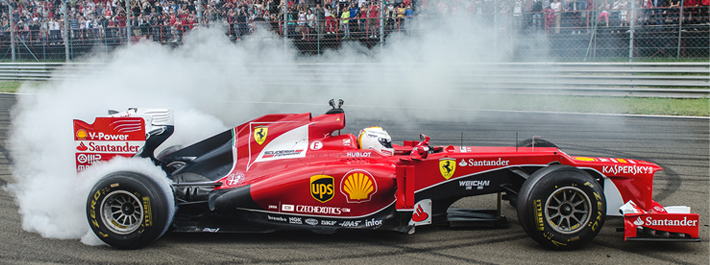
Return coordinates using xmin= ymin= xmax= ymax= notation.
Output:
xmin=0 ymin=4 xmax=708 ymax=61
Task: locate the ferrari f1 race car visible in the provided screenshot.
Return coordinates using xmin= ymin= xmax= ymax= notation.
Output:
xmin=75 ymin=100 xmax=700 ymax=249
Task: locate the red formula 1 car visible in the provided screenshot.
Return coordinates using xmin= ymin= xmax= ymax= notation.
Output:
xmin=77 ymin=100 xmax=700 ymax=249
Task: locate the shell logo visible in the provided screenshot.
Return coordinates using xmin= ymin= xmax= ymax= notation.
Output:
xmin=76 ymin=129 xmax=88 ymax=140
xmin=340 ymin=170 xmax=377 ymax=203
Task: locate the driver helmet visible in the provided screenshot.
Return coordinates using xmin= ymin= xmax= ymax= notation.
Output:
xmin=357 ymin=127 xmax=393 ymax=156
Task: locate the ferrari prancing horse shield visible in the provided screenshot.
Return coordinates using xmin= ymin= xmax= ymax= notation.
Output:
xmin=439 ymin=158 xmax=456 ymax=180
xmin=254 ymin=126 xmax=268 ymax=145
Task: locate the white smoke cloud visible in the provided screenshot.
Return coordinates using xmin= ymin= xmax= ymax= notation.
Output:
xmin=5 ymin=13 xmax=547 ymax=244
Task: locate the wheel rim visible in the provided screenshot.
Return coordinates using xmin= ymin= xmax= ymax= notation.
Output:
xmin=100 ymin=190 xmax=144 ymax=235
xmin=544 ymin=186 xmax=591 ymax=234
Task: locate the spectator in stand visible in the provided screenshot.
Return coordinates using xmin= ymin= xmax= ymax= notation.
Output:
xmin=315 ymin=4 xmax=325 ymax=32
xmin=29 ymin=18 xmax=40 ymax=42
xmin=550 ymin=0 xmax=561 ymax=33
xmin=359 ymin=2 xmax=368 ymax=33
xmin=523 ymin=0 xmax=534 ymax=28
xmin=618 ymin=0 xmax=629 ymax=26
xmin=599 ymin=0 xmax=610 ymax=27
xmin=405 ymin=3 xmax=414 ymax=23
xmin=544 ymin=4 xmax=555 ymax=33
xmin=651 ymin=0 xmax=665 ymax=25
xmin=532 ymin=0 xmax=543 ymax=30
xmin=227 ymin=6 xmax=236 ymax=37
xmin=237 ymin=6 xmax=248 ymax=39
xmin=116 ymin=11 xmax=127 ymax=40
xmin=70 ymin=14 xmax=79 ymax=39
xmin=49 ymin=16 xmax=60 ymax=44
xmin=40 ymin=18 xmax=49 ymax=43
xmin=297 ymin=8 xmax=306 ymax=40
xmin=396 ymin=2 xmax=405 ymax=28
xmin=385 ymin=3 xmax=395 ymax=30
xmin=513 ymin=0 xmax=523 ymax=30
xmin=684 ymin=0 xmax=701 ymax=24
xmin=325 ymin=5 xmax=336 ymax=33
xmin=341 ymin=5 xmax=350 ymax=38
xmin=79 ymin=16 xmax=86 ymax=40
xmin=666 ymin=0 xmax=679 ymax=24
xmin=567 ymin=0 xmax=586 ymax=34
xmin=348 ymin=2 xmax=358 ymax=33
xmin=306 ymin=8 xmax=315 ymax=37
xmin=369 ymin=2 xmax=380 ymax=38
xmin=641 ymin=0 xmax=652 ymax=25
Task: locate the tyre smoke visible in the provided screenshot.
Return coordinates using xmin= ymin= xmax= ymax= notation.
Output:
xmin=5 ymin=14 xmax=546 ymax=245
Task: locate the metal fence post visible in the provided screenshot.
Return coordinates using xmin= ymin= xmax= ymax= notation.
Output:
xmin=628 ymin=0 xmax=635 ymax=62
xmin=126 ymin=0 xmax=131 ymax=45
xmin=197 ymin=0 xmax=202 ymax=41
xmin=64 ymin=0 xmax=70 ymax=62
xmin=6 ymin=1 xmax=15 ymax=62
xmin=493 ymin=0 xmax=498 ymax=60
xmin=379 ymin=3 xmax=384 ymax=44
xmin=676 ymin=0 xmax=685 ymax=59
xmin=283 ymin=0 xmax=288 ymax=40
xmin=198 ymin=0 xmax=202 ymax=26
xmin=317 ymin=8 xmax=321 ymax=54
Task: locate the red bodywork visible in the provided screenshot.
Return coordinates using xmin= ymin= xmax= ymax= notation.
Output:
xmin=74 ymin=110 xmax=699 ymax=240
xmin=73 ymin=117 xmax=145 ymax=172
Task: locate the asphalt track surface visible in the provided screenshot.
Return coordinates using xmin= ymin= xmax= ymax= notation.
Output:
xmin=0 ymin=93 xmax=708 ymax=264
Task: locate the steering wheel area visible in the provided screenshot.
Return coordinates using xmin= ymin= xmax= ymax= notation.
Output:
xmin=411 ymin=134 xmax=432 ymax=159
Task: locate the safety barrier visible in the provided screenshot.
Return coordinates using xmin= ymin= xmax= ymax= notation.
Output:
xmin=0 ymin=62 xmax=706 ymax=98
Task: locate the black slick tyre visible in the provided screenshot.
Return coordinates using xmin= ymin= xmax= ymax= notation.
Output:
xmin=507 ymin=138 xmax=557 ymax=208
xmin=516 ymin=165 xmax=605 ymax=250
xmin=518 ymin=138 xmax=558 ymax=148
xmin=86 ymin=171 xmax=175 ymax=249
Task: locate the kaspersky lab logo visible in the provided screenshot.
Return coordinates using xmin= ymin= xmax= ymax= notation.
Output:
xmin=439 ymin=158 xmax=456 ymax=180
xmin=254 ymin=126 xmax=268 ymax=145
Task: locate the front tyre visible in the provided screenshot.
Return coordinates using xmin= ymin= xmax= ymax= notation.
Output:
xmin=517 ymin=165 xmax=605 ymax=250
xmin=86 ymin=171 xmax=175 ymax=249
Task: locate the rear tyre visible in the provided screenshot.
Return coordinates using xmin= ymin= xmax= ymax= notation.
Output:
xmin=517 ymin=165 xmax=605 ymax=250
xmin=86 ymin=171 xmax=175 ymax=249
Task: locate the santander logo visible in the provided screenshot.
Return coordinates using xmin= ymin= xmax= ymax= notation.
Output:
xmin=412 ymin=204 xmax=429 ymax=223
xmin=633 ymin=217 xmax=644 ymax=226
xmin=632 ymin=216 xmax=698 ymax=227
xmin=76 ymin=142 xmax=88 ymax=151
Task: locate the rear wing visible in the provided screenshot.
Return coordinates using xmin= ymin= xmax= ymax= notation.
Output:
xmin=73 ymin=108 xmax=174 ymax=172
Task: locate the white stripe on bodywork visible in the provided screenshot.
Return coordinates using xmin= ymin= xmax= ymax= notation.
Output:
xmin=236 ymin=201 xmax=395 ymax=219
xmin=603 ymin=178 xmax=624 ymax=217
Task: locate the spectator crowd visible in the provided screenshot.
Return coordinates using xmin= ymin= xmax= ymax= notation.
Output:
xmin=0 ymin=0 xmax=708 ymax=45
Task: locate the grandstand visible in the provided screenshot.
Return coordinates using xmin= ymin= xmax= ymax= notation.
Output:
xmin=0 ymin=0 xmax=708 ymax=61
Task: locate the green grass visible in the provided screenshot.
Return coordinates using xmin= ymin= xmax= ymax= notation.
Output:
xmin=484 ymin=95 xmax=709 ymax=116
xmin=0 ymin=81 xmax=22 ymax=93
xmin=0 ymin=81 xmax=44 ymax=93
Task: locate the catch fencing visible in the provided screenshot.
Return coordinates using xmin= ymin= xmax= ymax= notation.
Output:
xmin=1 ymin=62 xmax=707 ymax=98
xmin=0 ymin=1 xmax=708 ymax=62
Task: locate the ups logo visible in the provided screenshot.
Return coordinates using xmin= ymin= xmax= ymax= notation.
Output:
xmin=310 ymin=175 xmax=334 ymax=203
